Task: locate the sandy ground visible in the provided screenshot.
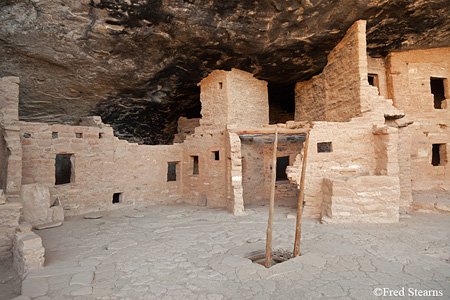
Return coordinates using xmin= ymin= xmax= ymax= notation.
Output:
xmin=2 ymin=203 xmax=450 ymax=300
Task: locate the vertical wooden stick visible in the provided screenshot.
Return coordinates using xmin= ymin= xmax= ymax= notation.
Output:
xmin=293 ymin=133 xmax=310 ymax=257
xmin=265 ymin=128 xmax=278 ymax=268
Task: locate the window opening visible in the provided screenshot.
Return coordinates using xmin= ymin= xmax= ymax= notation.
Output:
xmin=276 ymin=156 xmax=290 ymax=181
xmin=167 ymin=162 xmax=177 ymax=181
xmin=218 ymin=82 xmax=223 ymax=89
xmin=52 ymin=132 xmax=58 ymax=139
xmin=317 ymin=142 xmax=332 ymax=153
xmin=213 ymin=151 xmax=220 ymax=161
xmin=55 ymin=154 xmax=72 ymax=185
xmin=112 ymin=193 xmax=122 ymax=204
xmin=432 ymin=144 xmax=446 ymax=166
xmin=75 ymin=132 xmax=83 ymax=138
xmin=191 ymin=156 xmax=199 ymax=175
xmin=430 ymin=78 xmax=445 ymax=109
xmin=99 ymin=133 xmax=104 ymax=139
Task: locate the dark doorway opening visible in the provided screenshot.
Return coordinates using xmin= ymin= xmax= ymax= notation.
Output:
xmin=268 ymin=83 xmax=296 ymax=124
xmin=55 ymin=154 xmax=72 ymax=185
xmin=430 ymin=78 xmax=445 ymax=109
xmin=276 ymin=156 xmax=290 ymax=181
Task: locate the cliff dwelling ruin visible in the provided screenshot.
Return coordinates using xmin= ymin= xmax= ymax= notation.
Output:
xmin=0 ymin=0 xmax=449 ymax=298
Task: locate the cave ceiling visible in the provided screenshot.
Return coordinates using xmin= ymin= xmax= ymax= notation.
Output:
xmin=1 ymin=0 xmax=449 ymax=144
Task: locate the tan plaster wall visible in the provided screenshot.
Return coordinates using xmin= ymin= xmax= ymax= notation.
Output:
xmin=386 ymin=48 xmax=450 ymax=191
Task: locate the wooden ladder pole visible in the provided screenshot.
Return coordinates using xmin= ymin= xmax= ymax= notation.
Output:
xmin=265 ymin=128 xmax=278 ymax=268
xmin=293 ymin=133 xmax=310 ymax=257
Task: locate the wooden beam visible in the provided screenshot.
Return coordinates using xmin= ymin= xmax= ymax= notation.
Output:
xmin=293 ymin=132 xmax=310 ymax=257
xmin=265 ymin=128 xmax=278 ymax=268
xmin=235 ymin=128 xmax=310 ymax=135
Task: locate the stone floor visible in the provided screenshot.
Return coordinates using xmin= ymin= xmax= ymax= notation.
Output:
xmin=3 ymin=204 xmax=450 ymax=300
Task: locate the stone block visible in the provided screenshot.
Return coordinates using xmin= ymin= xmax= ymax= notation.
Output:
xmin=13 ymin=231 xmax=45 ymax=279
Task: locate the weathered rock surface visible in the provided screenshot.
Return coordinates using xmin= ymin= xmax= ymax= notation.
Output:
xmin=1 ymin=0 xmax=449 ymax=144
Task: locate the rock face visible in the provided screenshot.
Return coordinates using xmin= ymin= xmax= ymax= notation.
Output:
xmin=1 ymin=0 xmax=449 ymax=144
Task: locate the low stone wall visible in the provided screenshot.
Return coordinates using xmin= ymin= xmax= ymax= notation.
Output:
xmin=321 ymin=176 xmax=400 ymax=223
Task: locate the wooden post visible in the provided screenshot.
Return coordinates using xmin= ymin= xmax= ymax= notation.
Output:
xmin=265 ymin=128 xmax=278 ymax=268
xmin=293 ymin=133 xmax=310 ymax=257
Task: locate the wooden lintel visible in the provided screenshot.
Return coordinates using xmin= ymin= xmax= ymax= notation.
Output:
xmin=235 ymin=128 xmax=310 ymax=135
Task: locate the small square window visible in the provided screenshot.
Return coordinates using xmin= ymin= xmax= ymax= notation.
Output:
xmin=23 ymin=133 xmax=31 ymax=139
xmin=52 ymin=132 xmax=58 ymax=139
xmin=112 ymin=193 xmax=122 ymax=204
xmin=317 ymin=142 xmax=332 ymax=153
xmin=218 ymin=82 xmax=223 ymax=89
xmin=75 ymin=133 xmax=83 ymax=138
xmin=99 ymin=132 xmax=104 ymax=139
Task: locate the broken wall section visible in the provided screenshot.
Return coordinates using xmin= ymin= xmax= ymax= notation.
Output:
xmin=295 ymin=20 xmax=366 ymax=122
xmin=0 ymin=77 xmax=22 ymax=200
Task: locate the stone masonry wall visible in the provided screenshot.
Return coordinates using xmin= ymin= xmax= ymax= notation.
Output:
xmin=295 ymin=20 xmax=366 ymax=122
xmin=322 ymin=176 xmax=400 ymax=223
xmin=20 ymin=120 xmax=184 ymax=216
xmin=0 ymin=77 xmax=22 ymax=199
xmin=0 ymin=199 xmax=22 ymax=256
xmin=226 ymin=69 xmax=269 ymax=127
xmin=367 ymin=56 xmax=388 ymax=98
xmin=181 ymin=127 xmax=228 ymax=208
xmin=386 ymin=48 xmax=450 ymax=191
xmin=198 ymin=70 xmax=228 ymax=131
xmin=241 ymin=138 xmax=302 ymax=207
